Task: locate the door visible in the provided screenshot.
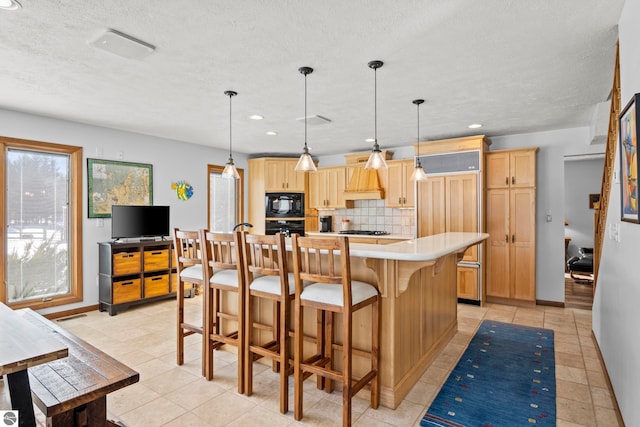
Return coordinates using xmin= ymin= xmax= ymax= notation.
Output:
xmin=510 ymin=151 xmax=536 ymax=188
xmin=385 ymin=161 xmax=405 ymax=208
xmin=486 ymin=189 xmax=510 ymax=298
xmin=308 ymin=168 xmax=325 ymax=209
xmin=265 ymin=160 xmax=285 ymax=191
xmin=417 ymin=176 xmax=446 ymax=237
xmin=485 ymin=151 xmax=510 ymax=189
xmin=510 ymin=188 xmax=536 ymax=301
xmin=208 ymin=165 xmax=244 ymax=232
xmin=446 ymin=173 xmax=478 ymax=261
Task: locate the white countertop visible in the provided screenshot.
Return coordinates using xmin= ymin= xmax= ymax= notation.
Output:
xmin=298 ymin=232 xmax=488 ymax=262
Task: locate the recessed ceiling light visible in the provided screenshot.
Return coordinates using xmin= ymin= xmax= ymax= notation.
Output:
xmin=0 ymin=0 xmax=21 ymax=10
xmin=365 ymin=138 xmax=375 ymax=143
xmin=249 ymin=115 xmax=264 ymax=120
xmin=266 ymin=131 xmax=278 ymax=136
xmin=468 ymin=123 xmax=483 ymax=129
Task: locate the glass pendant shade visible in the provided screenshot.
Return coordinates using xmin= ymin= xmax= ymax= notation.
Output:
xmin=410 ymin=159 xmax=428 ymax=181
xmin=295 ymin=148 xmax=316 ymax=172
xmin=295 ymin=66 xmax=317 ymax=172
xmin=222 ymin=90 xmax=240 ymax=180
xmin=223 ymin=158 xmax=240 ymax=179
xmin=365 ymin=143 xmax=388 ymax=169
xmin=411 ymin=98 xmax=428 ymax=181
xmin=365 ymin=60 xmax=387 ymax=170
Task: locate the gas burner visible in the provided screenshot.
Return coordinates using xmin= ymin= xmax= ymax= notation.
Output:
xmin=339 ymin=230 xmax=390 ymax=236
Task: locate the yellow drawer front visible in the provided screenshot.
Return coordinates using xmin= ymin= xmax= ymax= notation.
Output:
xmin=144 ymin=275 xmax=169 ymax=298
xmin=144 ymin=249 xmax=169 ymax=271
xmin=170 ymin=272 xmax=178 ymax=293
xmin=113 ymin=252 xmax=141 ymax=276
xmin=113 ymin=278 xmax=141 ymax=303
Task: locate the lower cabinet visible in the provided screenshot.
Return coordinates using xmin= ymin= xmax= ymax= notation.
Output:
xmin=457 ymin=265 xmax=479 ymax=301
xmin=486 ymin=187 xmax=536 ymax=303
xmin=99 ymin=240 xmax=177 ymax=315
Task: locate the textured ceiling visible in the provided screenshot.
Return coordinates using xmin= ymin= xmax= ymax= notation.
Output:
xmin=0 ymin=0 xmax=623 ymax=156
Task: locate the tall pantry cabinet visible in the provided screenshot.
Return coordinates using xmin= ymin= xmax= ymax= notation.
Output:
xmin=485 ymin=148 xmax=538 ymax=304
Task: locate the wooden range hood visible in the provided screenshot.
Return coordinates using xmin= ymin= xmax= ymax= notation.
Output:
xmin=342 ymin=150 xmax=392 ymax=200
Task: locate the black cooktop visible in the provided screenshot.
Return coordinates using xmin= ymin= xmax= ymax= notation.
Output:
xmin=339 ymin=230 xmax=390 ymax=236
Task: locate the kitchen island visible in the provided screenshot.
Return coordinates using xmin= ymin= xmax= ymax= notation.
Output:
xmin=295 ymin=232 xmax=488 ymax=409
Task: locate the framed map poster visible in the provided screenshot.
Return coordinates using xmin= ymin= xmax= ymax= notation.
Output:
xmin=87 ymin=158 xmax=153 ymax=218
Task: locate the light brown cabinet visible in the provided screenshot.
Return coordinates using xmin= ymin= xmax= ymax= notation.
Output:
xmin=383 ymin=159 xmax=415 ymax=208
xmin=486 ymin=149 xmax=536 ymax=189
xmin=418 ymin=173 xmax=480 ymax=300
xmin=248 ymin=158 xmax=309 ymax=234
xmin=308 ymin=166 xmax=353 ymax=209
xmin=418 ymin=174 xmax=478 ymax=262
xmin=486 ymin=148 xmax=537 ymax=304
xmin=264 ymin=158 xmax=306 ymax=192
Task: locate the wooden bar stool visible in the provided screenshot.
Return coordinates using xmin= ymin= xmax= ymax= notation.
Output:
xmin=172 ymin=228 xmax=205 ymax=373
xmin=291 ymin=235 xmax=380 ymax=427
xmin=200 ymin=229 xmax=245 ymax=392
xmin=241 ymin=232 xmax=295 ymax=413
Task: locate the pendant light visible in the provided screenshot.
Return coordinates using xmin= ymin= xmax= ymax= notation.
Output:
xmin=294 ymin=66 xmax=317 ymax=172
xmin=365 ymin=60 xmax=388 ymax=170
xmin=222 ymin=90 xmax=240 ymax=180
xmin=410 ymin=99 xmax=428 ymax=181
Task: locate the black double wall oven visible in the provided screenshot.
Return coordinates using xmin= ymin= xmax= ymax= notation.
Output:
xmin=265 ymin=192 xmax=305 ymax=236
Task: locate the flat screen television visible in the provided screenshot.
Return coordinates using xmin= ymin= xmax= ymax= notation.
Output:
xmin=111 ymin=205 xmax=170 ymax=240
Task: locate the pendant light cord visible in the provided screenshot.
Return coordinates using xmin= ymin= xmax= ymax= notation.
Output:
xmin=416 ymin=101 xmax=420 ymax=154
xmin=374 ymin=66 xmax=378 ymax=146
xmin=228 ymin=93 xmax=233 ymax=159
xmin=304 ymin=72 xmax=308 ymax=151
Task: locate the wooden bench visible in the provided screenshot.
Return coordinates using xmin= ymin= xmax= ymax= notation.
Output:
xmin=18 ymin=309 xmax=139 ymax=427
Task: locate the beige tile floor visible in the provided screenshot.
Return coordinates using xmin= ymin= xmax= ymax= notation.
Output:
xmin=0 ymin=297 xmax=622 ymax=426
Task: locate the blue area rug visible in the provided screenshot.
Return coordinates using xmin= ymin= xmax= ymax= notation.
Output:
xmin=421 ymin=320 xmax=555 ymax=427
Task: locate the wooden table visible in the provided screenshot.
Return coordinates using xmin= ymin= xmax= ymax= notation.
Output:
xmin=19 ymin=309 xmax=140 ymax=427
xmin=0 ymin=302 xmax=68 ymax=427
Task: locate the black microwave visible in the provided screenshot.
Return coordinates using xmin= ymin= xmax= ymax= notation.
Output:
xmin=265 ymin=192 xmax=304 ymax=218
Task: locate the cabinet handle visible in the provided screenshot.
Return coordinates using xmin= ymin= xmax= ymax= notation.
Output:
xmin=404 ymin=197 xmax=407 ymax=204
xmin=512 ymin=176 xmax=515 ymax=184
xmin=512 ymin=234 xmax=515 ymax=243
xmin=505 ymin=234 xmax=508 ymax=242
xmin=398 ymin=197 xmax=402 ymax=204
xmin=150 ymin=251 xmax=162 ymax=255
xmin=122 ymin=281 xmax=134 ymax=286
xmin=505 ymin=177 xmax=509 ymax=185
xmin=151 ymin=277 xmax=162 ymax=281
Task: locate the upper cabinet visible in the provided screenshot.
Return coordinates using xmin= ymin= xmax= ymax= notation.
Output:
xmin=382 ymin=159 xmax=415 ymax=208
xmin=309 ymin=166 xmax=353 ymax=209
xmin=486 ymin=149 xmax=536 ymax=189
xmin=264 ymin=158 xmax=306 ymax=192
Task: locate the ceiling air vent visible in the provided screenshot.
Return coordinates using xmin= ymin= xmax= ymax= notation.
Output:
xmin=296 ymin=115 xmax=331 ymax=125
xmin=91 ymin=29 xmax=155 ymax=60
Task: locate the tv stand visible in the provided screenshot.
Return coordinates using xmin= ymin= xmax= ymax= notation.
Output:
xmin=98 ymin=240 xmax=176 ymax=316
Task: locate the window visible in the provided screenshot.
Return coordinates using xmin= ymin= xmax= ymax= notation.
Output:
xmin=208 ymin=165 xmax=244 ymax=232
xmin=1 ymin=137 xmax=83 ymax=309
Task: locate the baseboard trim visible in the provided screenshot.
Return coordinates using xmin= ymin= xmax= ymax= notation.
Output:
xmin=536 ymin=299 xmax=565 ymax=308
xmin=591 ymin=330 xmax=626 ymax=427
xmin=43 ymin=304 xmax=99 ymax=320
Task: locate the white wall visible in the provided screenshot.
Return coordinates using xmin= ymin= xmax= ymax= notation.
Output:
xmin=564 ymin=158 xmax=605 ymax=257
xmin=487 ymin=128 xmax=591 ymax=303
xmin=0 ymin=108 xmax=246 ymax=315
xmin=592 ymin=0 xmax=640 ymax=424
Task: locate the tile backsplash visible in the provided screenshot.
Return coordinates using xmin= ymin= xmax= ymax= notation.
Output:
xmin=317 ymin=199 xmax=415 ymax=236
